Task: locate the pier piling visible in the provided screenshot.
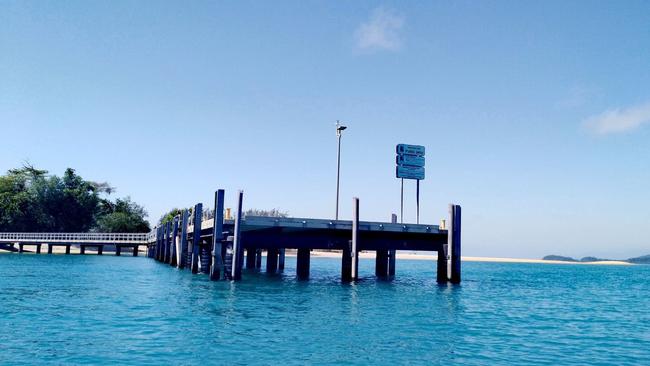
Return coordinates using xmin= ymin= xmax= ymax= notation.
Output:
xmin=210 ymin=189 xmax=225 ymax=280
xmin=266 ymin=249 xmax=278 ymax=272
xmin=231 ymin=191 xmax=244 ymax=280
xmin=170 ymin=217 xmax=179 ymax=266
xmin=255 ymin=248 xmax=262 ymax=268
xmin=246 ymin=248 xmax=256 ymax=269
xmin=450 ymin=204 xmax=462 ymax=284
xmin=351 ymin=197 xmax=360 ymax=281
xmin=278 ymin=248 xmax=285 ymax=271
xmin=388 ymin=214 xmax=397 ymax=278
xmin=179 ymin=209 xmax=189 ymax=269
xmin=190 ymin=203 xmax=203 ymax=274
xmin=296 ymin=248 xmax=310 ymax=279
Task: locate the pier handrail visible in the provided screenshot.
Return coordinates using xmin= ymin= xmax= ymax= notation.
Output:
xmin=0 ymin=232 xmax=149 ymax=244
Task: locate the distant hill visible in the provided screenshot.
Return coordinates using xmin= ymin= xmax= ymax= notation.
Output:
xmin=543 ymin=254 xmax=650 ymax=264
xmin=627 ymin=255 xmax=650 ymax=264
xmin=543 ymin=255 xmax=578 ymax=262
xmin=579 ymin=256 xmax=612 ymax=262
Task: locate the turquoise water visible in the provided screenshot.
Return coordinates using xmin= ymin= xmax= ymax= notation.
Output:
xmin=1 ymin=254 xmax=649 ymax=365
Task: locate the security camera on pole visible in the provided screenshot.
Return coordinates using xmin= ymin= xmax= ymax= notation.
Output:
xmin=395 ymin=144 xmax=425 ymax=224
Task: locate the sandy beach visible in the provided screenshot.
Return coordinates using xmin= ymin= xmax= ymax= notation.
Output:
xmin=0 ymin=245 xmax=633 ymax=265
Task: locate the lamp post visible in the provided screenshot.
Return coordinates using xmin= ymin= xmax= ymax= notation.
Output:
xmin=335 ymin=121 xmax=347 ymax=220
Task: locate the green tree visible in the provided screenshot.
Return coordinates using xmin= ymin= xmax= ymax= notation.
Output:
xmin=95 ymin=197 xmax=150 ymax=233
xmin=0 ymin=165 xmax=150 ymax=233
xmin=244 ymin=208 xmax=288 ymax=218
xmin=159 ymin=208 xmax=184 ymax=226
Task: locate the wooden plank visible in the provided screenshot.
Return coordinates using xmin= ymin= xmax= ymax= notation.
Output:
xmin=231 ymin=191 xmax=244 ymax=280
xmin=210 ymin=189 xmax=225 ymax=280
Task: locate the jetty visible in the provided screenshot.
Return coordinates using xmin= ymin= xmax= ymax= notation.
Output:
xmin=0 ymin=189 xmax=461 ymax=283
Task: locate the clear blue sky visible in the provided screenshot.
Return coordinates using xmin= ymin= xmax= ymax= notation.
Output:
xmin=2 ymin=1 xmax=649 ymax=258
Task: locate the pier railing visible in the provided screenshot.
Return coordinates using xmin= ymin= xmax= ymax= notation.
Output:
xmin=0 ymin=232 xmax=149 ymax=244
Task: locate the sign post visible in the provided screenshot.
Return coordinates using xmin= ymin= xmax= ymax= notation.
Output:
xmin=395 ymin=144 xmax=425 ymax=224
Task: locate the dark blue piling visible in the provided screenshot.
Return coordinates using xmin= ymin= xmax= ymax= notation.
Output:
xmin=179 ymin=209 xmax=189 ymax=269
xmin=191 ymin=203 xmax=203 ymax=274
xmin=450 ymin=205 xmax=462 ymax=284
xmin=231 ymin=191 xmax=244 ymax=280
xmin=296 ymin=248 xmax=310 ymax=279
xmin=164 ymin=221 xmax=171 ymax=263
xmin=170 ymin=216 xmax=179 ymax=266
xmin=266 ymin=249 xmax=278 ymax=272
xmin=388 ymin=213 xmax=397 ymax=278
xmin=351 ymin=197 xmax=359 ymax=280
xmin=246 ymin=248 xmax=256 ymax=269
xmin=278 ymin=248 xmax=285 ymax=271
xmin=210 ymin=189 xmax=225 ymax=281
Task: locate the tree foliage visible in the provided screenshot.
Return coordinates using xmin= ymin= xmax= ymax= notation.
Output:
xmin=95 ymin=198 xmax=150 ymax=233
xmin=0 ymin=165 xmax=150 ymax=233
xmin=244 ymin=208 xmax=288 ymax=218
xmin=159 ymin=208 xmax=184 ymax=226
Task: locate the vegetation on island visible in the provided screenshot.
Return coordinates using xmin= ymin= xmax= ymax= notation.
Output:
xmin=156 ymin=207 xmax=289 ymax=227
xmin=0 ymin=165 xmax=150 ymax=233
xmin=543 ymin=254 xmax=650 ymax=265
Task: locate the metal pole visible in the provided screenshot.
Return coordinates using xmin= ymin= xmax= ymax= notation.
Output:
xmin=400 ymin=178 xmax=404 ymax=224
xmin=336 ymin=132 xmax=342 ymax=220
xmin=416 ymin=179 xmax=420 ymax=224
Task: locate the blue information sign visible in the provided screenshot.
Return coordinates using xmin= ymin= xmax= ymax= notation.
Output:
xmin=396 ymin=154 xmax=425 ymax=167
xmin=396 ymin=144 xmax=425 ymax=157
xmin=396 ymin=144 xmax=425 ymax=180
xmin=396 ymin=166 xmax=425 ymax=180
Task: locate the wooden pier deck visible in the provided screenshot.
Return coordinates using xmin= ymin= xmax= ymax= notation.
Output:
xmin=150 ymin=189 xmax=462 ymax=283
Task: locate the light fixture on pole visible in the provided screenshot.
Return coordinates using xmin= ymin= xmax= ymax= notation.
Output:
xmin=335 ymin=121 xmax=347 ymax=220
